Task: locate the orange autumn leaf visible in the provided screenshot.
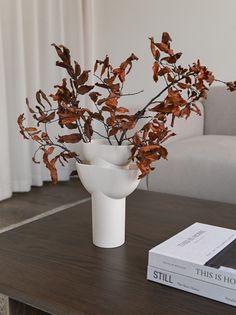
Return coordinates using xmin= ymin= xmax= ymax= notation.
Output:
xmin=58 ymin=133 xmax=82 ymax=143
xmin=152 ymin=62 xmax=159 ymax=82
xmin=19 ymin=32 xmax=233 ymax=184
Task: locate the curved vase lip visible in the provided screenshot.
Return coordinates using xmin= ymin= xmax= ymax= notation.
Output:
xmin=85 ymin=139 xmax=130 ymax=146
xmin=81 ymin=139 xmax=131 ymax=167
xmin=88 ymin=158 xmax=128 ymax=169
xmin=76 ymin=162 xmax=140 ymax=199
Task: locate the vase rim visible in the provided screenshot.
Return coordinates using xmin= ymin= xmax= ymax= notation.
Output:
xmin=83 ymin=139 xmax=130 ymax=146
xmin=76 ymin=161 xmax=139 ymax=173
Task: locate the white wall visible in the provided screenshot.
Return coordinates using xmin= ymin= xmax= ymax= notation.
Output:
xmin=93 ymin=0 xmax=236 ymax=107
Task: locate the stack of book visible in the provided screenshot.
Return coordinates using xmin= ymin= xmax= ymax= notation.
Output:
xmin=147 ymin=222 xmax=236 ymax=306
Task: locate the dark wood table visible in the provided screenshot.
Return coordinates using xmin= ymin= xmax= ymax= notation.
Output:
xmin=1 ymin=189 xmax=236 ymax=315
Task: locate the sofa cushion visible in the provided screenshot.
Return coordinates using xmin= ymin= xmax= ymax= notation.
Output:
xmin=148 ymin=135 xmax=236 ymax=204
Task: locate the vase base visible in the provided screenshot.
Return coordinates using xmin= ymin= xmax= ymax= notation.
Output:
xmin=92 ymin=240 xmax=125 ymax=249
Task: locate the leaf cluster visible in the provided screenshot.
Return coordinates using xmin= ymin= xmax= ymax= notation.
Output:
xmin=18 ymin=33 xmax=234 ymax=182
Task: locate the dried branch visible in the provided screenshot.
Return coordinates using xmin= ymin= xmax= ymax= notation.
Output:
xmin=18 ymin=32 xmax=235 ymax=182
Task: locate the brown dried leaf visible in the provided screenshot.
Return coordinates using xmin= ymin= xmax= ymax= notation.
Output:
xmin=149 ymin=37 xmax=157 ymax=58
xmin=105 ymin=96 xmax=118 ymax=107
xmin=46 ymin=147 xmax=54 ymax=155
xmin=77 ymin=85 xmax=94 ymax=95
xmin=162 ymin=52 xmax=182 ymax=64
xmin=59 ymin=112 xmax=79 ymax=125
xmin=120 ymin=53 xmax=138 ymax=72
xmin=95 ymin=82 xmax=109 ymax=89
xmin=191 ymin=103 xmax=202 ymax=115
xmin=32 ymin=135 xmax=41 ymax=141
xmin=152 ymin=62 xmax=159 ymax=82
xmin=166 ymin=90 xmax=187 ymax=107
xmin=91 ymin=112 xmax=104 ymax=121
xmin=156 ymin=43 xmax=174 ymax=55
xmin=25 ymin=127 xmax=37 ymax=133
xmin=84 ymin=117 xmax=93 ymax=141
xmin=74 ymin=61 xmax=81 ymax=77
xmin=140 ymin=145 xmax=160 ymax=153
xmin=70 ymin=170 xmax=78 ymax=177
xmin=60 ymin=45 xmax=71 ymax=64
xmin=52 ymin=43 xmax=67 ymax=63
xmin=160 ymin=132 xmax=176 ymax=143
xmin=17 ymin=114 xmax=29 ymax=140
xmin=134 ymin=132 xmax=141 ymax=145
xmin=97 ymin=98 xmax=108 ymax=106
xmin=110 ymin=83 xmax=120 ymax=94
xmin=89 ymin=91 xmax=101 ymax=103
xmin=58 ymin=133 xmax=82 ymax=143
xmin=162 ymin=32 xmax=172 ymax=44
xmin=94 ymin=60 xmax=99 ymax=73
xmin=36 ymin=91 xmax=45 ymax=109
xmin=101 ymin=55 xmax=109 ymax=77
xmin=113 ymin=68 xmax=126 ymax=83
xmin=177 ymin=82 xmax=190 ymax=89
xmin=108 ymin=127 xmax=119 ymax=136
xmin=167 ymin=73 xmax=175 ymax=83
xmin=102 ymin=106 xmax=113 ymax=112
xmin=158 ymin=146 xmax=168 ymax=159
xmin=226 ymin=81 xmax=236 ymax=92
xmin=104 ymin=76 xmax=116 ymax=86
xmin=158 ymin=67 xmax=171 ymax=76
xmin=26 ymin=98 xmax=35 ymax=113
xmin=145 ymin=153 xmax=160 ymax=162
xmin=42 ymin=146 xmax=58 ymax=184
xmin=116 ymin=107 xmax=129 ymax=113
xmin=77 ymin=71 xmax=90 ymax=85
xmin=39 ymin=111 xmax=55 ymax=123
xmin=185 ymin=76 xmax=192 ymax=84
xmin=65 ymin=123 xmax=77 ymax=129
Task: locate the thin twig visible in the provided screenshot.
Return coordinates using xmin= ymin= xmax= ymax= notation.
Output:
xmin=76 ymin=120 xmax=86 ymax=142
xmin=41 ymin=107 xmax=58 ymax=113
xmin=93 ymin=130 xmax=110 ymax=140
xmin=120 ymin=89 xmax=144 ymax=97
xmin=214 ymin=79 xmax=228 ymax=84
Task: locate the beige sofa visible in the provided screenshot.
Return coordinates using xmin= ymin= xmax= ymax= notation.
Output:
xmin=143 ymin=86 xmax=236 ymax=204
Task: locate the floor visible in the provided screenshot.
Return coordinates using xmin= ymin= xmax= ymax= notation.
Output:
xmin=0 ymin=179 xmax=89 ymax=229
xmin=0 ymin=179 xmax=90 ymax=315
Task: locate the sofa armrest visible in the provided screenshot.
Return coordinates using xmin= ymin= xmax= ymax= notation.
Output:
xmin=202 ymin=86 xmax=236 ymax=135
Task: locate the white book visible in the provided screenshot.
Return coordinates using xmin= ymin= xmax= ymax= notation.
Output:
xmin=147 ymin=265 xmax=236 ymax=307
xmin=147 ymin=222 xmax=236 ymax=305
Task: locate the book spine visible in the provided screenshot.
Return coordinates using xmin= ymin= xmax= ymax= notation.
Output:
xmin=148 ymin=252 xmax=236 ymax=290
xmin=147 ymin=265 xmax=236 ymax=307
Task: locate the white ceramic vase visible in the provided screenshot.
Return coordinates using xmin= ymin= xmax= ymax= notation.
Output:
xmin=77 ymin=140 xmax=140 ymax=248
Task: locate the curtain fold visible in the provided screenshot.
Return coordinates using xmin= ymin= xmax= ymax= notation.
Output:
xmin=0 ymin=0 xmax=93 ymax=201
xmin=0 ymin=21 xmax=11 ymax=201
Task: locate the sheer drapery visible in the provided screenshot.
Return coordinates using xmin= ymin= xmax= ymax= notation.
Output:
xmin=0 ymin=0 xmax=93 ymax=200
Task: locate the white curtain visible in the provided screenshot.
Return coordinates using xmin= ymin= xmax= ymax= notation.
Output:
xmin=0 ymin=0 xmax=93 ymax=201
